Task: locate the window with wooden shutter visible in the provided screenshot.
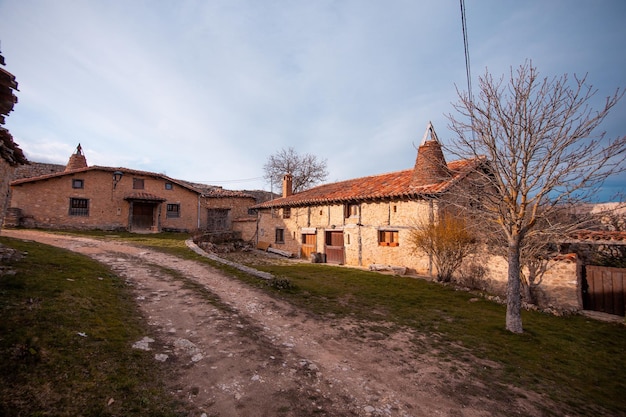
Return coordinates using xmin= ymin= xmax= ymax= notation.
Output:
xmin=378 ymin=230 xmax=399 ymax=246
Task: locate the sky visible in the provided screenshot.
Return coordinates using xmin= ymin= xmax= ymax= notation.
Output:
xmin=1 ymin=0 xmax=625 ymax=200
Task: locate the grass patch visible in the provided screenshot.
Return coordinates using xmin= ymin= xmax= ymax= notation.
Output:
xmin=27 ymin=230 xmax=626 ymax=416
xmin=253 ymin=263 xmax=626 ymax=416
xmin=0 ymin=237 xmax=188 ymax=417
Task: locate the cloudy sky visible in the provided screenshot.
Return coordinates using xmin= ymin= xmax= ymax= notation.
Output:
xmin=1 ymin=0 xmax=625 ymax=199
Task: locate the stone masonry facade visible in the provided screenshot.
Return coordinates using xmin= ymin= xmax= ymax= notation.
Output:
xmin=253 ymin=123 xmax=585 ymax=311
xmin=10 ymin=168 xmax=202 ymax=231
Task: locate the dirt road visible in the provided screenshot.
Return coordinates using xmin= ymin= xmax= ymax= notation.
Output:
xmin=1 ymin=229 xmax=542 ymax=416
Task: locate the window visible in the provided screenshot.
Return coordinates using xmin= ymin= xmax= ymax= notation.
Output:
xmin=72 ymin=179 xmax=84 ymax=189
xmin=133 ymin=178 xmax=144 ymax=189
xmin=345 ymin=203 xmax=359 ymax=218
xmin=283 ymin=207 xmax=291 ymax=219
xmin=69 ymin=198 xmax=89 ymax=216
xmin=275 ymin=228 xmax=285 ymax=244
xmin=378 ymin=230 xmax=399 ymax=246
xmin=165 ymin=182 xmax=173 ymax=190
xmin=166 ymin=203 xmax=180 ymax=218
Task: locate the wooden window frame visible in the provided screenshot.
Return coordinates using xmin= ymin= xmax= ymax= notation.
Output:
xmin=344 ymin=203 xmax=359 ymax=218
xmin=283 ymin=207 xmax=291 ymax=219
xmin=165 ymin=182 xmax=173 ymax=190
xmin=378 ymin=230 xmax=399 ymax=247
xmin=275 ymin=228 xmax=285 ymax=244
xmin=133 ymin=178 xmax=145 ymax=190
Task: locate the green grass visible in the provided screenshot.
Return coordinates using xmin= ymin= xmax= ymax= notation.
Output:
xmin=10 ymin=230 xmax=626 ymax=416
xmin=251 ymin=263 xmax=626 ymax=416
xmin=0 ymin=237 xmax=189 ymax=417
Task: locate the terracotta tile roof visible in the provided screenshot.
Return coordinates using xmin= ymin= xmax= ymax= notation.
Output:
xmin=254 ymin=157 xmax=483 ymax=209
xmin=182 ymin=182 xmax=255 ymax=199
xmin=10 ymin=165 xmax=201 ymax=194
xmin=0 ymin=54 xmax=19 ymax=126
xmin=568 ymin=230 xmax=626 ymax=244
xmin=0 ymin=127 xmax=27 ymax=166
xmin=9 ymin=165 xmax=254 ymax=199
xmin=123 ymin=192 xmax=166 ymax=202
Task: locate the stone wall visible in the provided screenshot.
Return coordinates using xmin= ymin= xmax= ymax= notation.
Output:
xmin=232 ymin=217 xmax=257 ymax=242
xmin=9 ymin=170 xmax=202 ymax=231
xmin=257 ymin=198 xmax=435 ymax=271
xmin=201 ymin=196 xmax=256 ymax=228
xmin=0 ymin=158 xmax=15 ymax=228
xmin=480 ymin=253 xmax=580 ymax=310
xmin=257 ymin=197 xmax=583 ymax=311
xmin=12 ymin=162 xmax=65 ymax=180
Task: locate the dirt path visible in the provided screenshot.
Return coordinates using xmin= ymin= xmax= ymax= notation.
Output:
xmin=1 ymin=229 xmax=543 ymax=417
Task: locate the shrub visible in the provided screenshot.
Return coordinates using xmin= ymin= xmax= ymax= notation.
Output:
xmin=267 ymin=277 xmax=294 ymax=290
xmin=457 ymin=261 xmax=488 ymax=291
xmin=409 ymin=213 xmax=476 ymax=282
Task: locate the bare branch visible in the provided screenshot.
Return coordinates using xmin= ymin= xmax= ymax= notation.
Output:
xmin=446 ymin=61 xmax=626 ymax=333
xmin=263 ymin=147 xmax=329 ymax=193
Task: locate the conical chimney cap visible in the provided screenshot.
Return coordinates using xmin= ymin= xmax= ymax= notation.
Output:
xmin=65 ymin=143 xmax=88 ymax=171
xmin=411 ymin=122 xmax=449 ymax=187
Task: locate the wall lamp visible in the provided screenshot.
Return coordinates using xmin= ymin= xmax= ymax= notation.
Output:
xmin=112 ymin=170 xmax=124 ymax=189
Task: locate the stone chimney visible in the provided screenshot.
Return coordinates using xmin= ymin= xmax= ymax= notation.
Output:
xmin=65 ymin=143 xmax=88 ymax=171
xmin=411 ymin=122 xmax=450 ymax=187
xmin=282 ymin=173 xmax=293 ymax=198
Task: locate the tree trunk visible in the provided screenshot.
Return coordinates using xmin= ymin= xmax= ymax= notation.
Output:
xmin=506 ymin=240 xmax=524 ymax=333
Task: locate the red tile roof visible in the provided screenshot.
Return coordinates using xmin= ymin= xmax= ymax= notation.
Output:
xmin=254 ymin=157 xmax=484 ymax=209
xmin=123 ymin=192 xmax=166 ymax=202
xmin=182 ymin=181 xmax=255 ymax=199
xmin=568 ymin=230 xmax=626 ymax=244
xmin=9 ymin=165 xmax=254 ymax=199
xmin=0 ymin=127 xmax=27 ymax=165
xmin=10 ymin=165 xmax=199 ymax=192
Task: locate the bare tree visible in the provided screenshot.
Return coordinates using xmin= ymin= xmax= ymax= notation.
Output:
xmin=447 ymin=61 xmax=626 ymax=333
xmin=263 ymin=147 xmax=328 ymax=193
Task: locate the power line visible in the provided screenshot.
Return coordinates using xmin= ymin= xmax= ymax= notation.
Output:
xmin=460 ymin=0 xmax=476 ymax=143
xmin=191 ymin=176 xmax=265 ymax=185
xmin=460 ymin=0 xmax=473 ymax=106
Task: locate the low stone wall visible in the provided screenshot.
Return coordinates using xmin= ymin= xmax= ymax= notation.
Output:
xmin=479 ymin=253 xmax=580 ymax=311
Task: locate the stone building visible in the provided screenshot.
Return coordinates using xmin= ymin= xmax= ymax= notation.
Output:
xmin=0 ymin=50 xmax=28 ymax=227
xmin=253 ymin=123 xmax=482 ymax=272
xmin=8 ymin=145 xmax=255 ymax=234
xmin=253 ymin=123 xmax=583 ymax=311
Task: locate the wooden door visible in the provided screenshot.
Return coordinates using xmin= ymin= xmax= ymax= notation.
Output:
xmin=207 ymin=209 xmax=230 ymax=232
xmin=132 ymin=203 xmax=154 ymax=230
xmin=301 ymin=233 xmax=316 ymax=259
xmin=583 ymin=266 xmax=626 ymax=316
xmin=325 ymin=231 xmax=345 ymax=264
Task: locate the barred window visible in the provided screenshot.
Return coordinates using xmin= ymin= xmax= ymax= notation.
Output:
xmin=166 ymin=203 xmax=180 ymax=218
xmin=69 ymin=198 xmax=89 ymax=216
